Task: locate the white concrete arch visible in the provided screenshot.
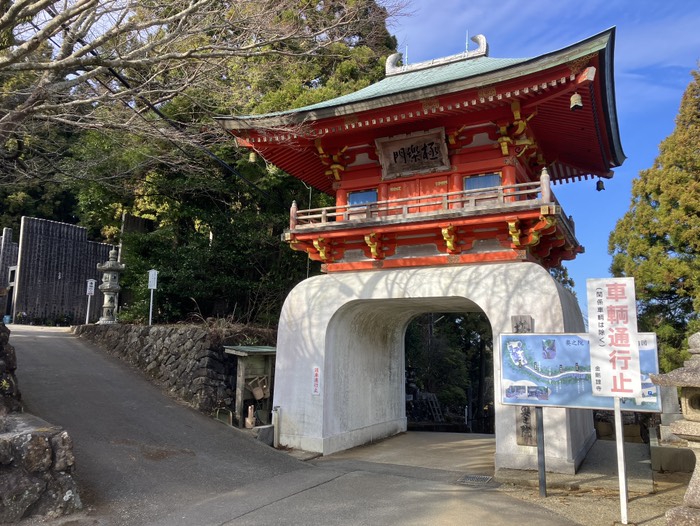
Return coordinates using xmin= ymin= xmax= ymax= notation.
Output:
xmin=273 ymin=262 xmax=595 ymax=473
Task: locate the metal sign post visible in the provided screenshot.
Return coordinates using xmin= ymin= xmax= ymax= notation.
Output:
xmin=85 ymin=279 xmax=96 ymax=325
xmin=614 ymin=396 xmax=629 ymax=524
xmin=148 ymin=269 xmax=158 ymax=326
xmin=535 ymin=405 xmax=546 ymax=497
xmin=587 ymin=277 xmax=641 ymax=526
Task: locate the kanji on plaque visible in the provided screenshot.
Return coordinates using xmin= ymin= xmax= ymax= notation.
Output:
xmin=587 ymin=277 xmax=642 ymax=397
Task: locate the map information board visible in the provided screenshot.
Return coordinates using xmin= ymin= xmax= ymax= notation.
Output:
xmin=500 ymin=333 xmax=660 ymax=412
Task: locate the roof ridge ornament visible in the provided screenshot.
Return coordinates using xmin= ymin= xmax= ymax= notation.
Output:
xmin=385 ymin=34 xmax=489 ymax=76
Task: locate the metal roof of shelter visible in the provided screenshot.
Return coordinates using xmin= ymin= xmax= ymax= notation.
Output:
xmin=223 ymin=345 xmax=276 ymax=356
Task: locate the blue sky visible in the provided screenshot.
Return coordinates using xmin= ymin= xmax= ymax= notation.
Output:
xmin=391 ymin=0 xmax=700 ymax=313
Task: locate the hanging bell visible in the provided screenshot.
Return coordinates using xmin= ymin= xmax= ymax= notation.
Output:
xmin=570 ymin=92 xmax=583 ymax=111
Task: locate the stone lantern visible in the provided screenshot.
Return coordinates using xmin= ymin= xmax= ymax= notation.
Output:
xmin=96 ymin=248 xmax=125 ymax=324
xmin=651 ymin=332 xmax=700 ymax=525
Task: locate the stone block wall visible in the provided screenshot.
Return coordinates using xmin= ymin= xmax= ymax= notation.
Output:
xmin=0 ymin=324 xmax=20 ymax=414
xmin=0 ymin=414 xmax=81 ymax=522
xmin=73 ymin=324 xmax=241 ymax=413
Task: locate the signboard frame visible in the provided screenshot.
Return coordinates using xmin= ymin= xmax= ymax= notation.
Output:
xmin=499 ymin=332 xmax=660 ymax=412
xmin=375 ymin=128 xmax=450 ymax=180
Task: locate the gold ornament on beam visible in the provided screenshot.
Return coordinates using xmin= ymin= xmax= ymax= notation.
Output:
xmin=364 ymin=232 xmax=382 ymax=259
xmin=315 ymin=139 xmax=349 ymax=181
xmin=508 ymin=220 xmax=521 ymax=246
xmin=441 ymin=225 xmax=459 ymax=253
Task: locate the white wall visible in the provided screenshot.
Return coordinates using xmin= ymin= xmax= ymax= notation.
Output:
xmin=273 ymin=262 xmax=595 ymax=473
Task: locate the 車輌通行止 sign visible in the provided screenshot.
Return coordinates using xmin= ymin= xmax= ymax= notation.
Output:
xmin=587 ymin=278 xmax=642 ymax=398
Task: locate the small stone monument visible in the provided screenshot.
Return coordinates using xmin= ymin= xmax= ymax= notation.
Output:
xmin=651 ymin=332 xmax=700 ymax=525
xmin=96 ymin=248 xmax=125 ymax=324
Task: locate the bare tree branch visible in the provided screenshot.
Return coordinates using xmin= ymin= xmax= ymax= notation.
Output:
xmin=0 ymin=0 xmax=404 ymax=183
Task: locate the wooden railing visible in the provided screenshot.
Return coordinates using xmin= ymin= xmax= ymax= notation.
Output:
xmin=290 ymin=175 xmax=555 ymax=230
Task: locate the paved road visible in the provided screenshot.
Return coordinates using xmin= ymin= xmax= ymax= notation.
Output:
xmin=11 ymin=325 xmax=577 ymax=525
xmin=13 ymin=325 xmax=309 ymax=525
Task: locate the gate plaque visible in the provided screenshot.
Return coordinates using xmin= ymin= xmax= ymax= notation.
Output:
xmin=376 ymin=128 xmax=450 ymax=180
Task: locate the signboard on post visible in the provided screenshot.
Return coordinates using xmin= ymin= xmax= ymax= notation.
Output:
xmin=499 ymin=277 xmax=654 ymax=523
xmin=85 ymin=279 xmax=97 ymax=324
xmin=587 ymin=277 xmax=642 ymax=398
xmin=500 ymin=333 xmax=659 ymax=411
xmin=148 ymin=269 xmax=158 ymax=290
xmin=148 ymin=269 xmax=158 ymax=325
xmin=586 ymin=276 xmax=642 ymax=526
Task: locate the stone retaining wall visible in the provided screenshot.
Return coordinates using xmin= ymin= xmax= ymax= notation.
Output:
xmin=72 ymin=324 xmax=244 ymax=414
xmin=0 ymin=414 xmax=81 ymax=522
xmin=0 ymin=324 xmax=20 ymax=415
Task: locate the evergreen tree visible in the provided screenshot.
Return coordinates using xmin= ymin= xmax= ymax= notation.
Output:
xmin=609 ymin=68 xmax=700 ymax=372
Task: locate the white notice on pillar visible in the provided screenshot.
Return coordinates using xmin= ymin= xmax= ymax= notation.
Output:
xmin=587 ymin=277 xmax=642 ymax=397
xmin=312 ymin=366 xmax=321 ymax=396
xmin=148 ymin=269 xmax=158 ymax=290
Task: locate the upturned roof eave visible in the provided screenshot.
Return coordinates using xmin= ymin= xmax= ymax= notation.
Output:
xmin=599 ymin=27 xmax=626 ymax=166
xmin=216 ymin=28 xmax=617 ymax=133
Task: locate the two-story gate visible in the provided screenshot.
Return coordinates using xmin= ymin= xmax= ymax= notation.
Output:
xmin=217 ymin=29 xmax=625 ymax=473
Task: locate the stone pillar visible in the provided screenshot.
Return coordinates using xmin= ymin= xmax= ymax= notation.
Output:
xmin=96 ymin=248 xmax=125 ymax=324
xmin=660 ymin=385 xmax=684 ymax=443
xmin=652 ymin=333 xmax=700 ymax=525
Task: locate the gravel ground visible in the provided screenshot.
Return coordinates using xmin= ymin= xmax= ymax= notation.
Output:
xmin=498 ymin=471 xmax=691 ymax=525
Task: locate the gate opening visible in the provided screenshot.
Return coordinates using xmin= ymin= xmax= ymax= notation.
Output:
xmin=405 ymin=312 xmax=494 ymax=434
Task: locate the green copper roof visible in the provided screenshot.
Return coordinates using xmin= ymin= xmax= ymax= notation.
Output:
xmin=255 ymin=56 xmax=530 ymax=118
xmin=217 ymin=28 xmax=616 ymax=130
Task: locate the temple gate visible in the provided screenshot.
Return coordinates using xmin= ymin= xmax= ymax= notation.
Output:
xmin=217 ymin=29 xmax=625 ymax=473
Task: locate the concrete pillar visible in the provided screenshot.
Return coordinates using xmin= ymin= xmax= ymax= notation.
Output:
xmin=273 ymin=262 xmax=594 ymax=473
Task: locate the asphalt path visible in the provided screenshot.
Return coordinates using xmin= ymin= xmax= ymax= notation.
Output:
xmin=12 ymin=325 xmax=309 ymax=525
xmin=11 ymin=325 xmax=577 ymax=526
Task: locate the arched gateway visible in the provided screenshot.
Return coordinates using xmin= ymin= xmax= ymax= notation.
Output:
xmin=217 ymin=29 xmax=625 ymax=473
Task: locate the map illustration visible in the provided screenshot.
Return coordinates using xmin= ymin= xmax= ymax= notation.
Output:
xmin=500 ymin=334 xmax=660 ymax=412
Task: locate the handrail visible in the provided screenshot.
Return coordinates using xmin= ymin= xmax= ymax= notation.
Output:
xmin=290 ymin=180 xmax=549 ymax=229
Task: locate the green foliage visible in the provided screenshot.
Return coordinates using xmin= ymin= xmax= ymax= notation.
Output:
xmin=0 ymin=181 xmax=77 ymax=232
xmin=405 ymin=312 xmax=493 ymax=428
xmin=549 ymin=265 xmax=576 ymax=296
xmin=609 ymin=68 xmax=700 ymax=372
xmin=113 ymin=151 xmax=326 ymax=324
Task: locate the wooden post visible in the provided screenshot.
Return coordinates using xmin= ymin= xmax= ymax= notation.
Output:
xmin=502 ymin=164 xmax=517 ymax=203
xmin=236 ymin=359 xmax=247 ymax=428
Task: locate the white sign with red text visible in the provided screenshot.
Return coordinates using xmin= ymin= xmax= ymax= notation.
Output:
xmin=587 ymin=277 xmax=642 ymax=398
xmin=312 ymin=366 xmax=321 ymax=396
